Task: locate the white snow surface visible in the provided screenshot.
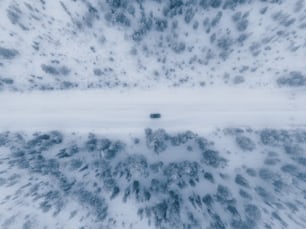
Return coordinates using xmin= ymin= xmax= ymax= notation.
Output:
xmin=0 ymin=88 xmax=306 ymax=133
xmin=1 ymin=0 xmax=306 ymax=228
xmin=1 ymin=0 xmax=306 ymax=90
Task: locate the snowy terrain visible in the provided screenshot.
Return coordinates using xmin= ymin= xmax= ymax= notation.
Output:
xmin=0 ymin=88 xmax=306 ymax=132
xmin=1 ymin=0 xmax=306 ymax=229
xmin=1 ymin=129 xmax=306 ymax=229
xmin=1 ymin=0 xmax=306 ymax=91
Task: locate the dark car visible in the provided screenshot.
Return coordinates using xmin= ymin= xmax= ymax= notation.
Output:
xmin=150 ymin=113 xmax=161 ymax=119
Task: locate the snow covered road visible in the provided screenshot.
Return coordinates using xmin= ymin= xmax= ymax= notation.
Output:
xmin=1 ymin=89 xmax=305 ymax=132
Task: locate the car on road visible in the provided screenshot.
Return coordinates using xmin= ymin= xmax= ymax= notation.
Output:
xmin=150 ymin=113 xmax=161 ymax=119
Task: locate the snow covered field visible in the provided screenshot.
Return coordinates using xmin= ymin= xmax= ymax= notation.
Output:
xmin=1 ymin=0 xmax=306 ymax=228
